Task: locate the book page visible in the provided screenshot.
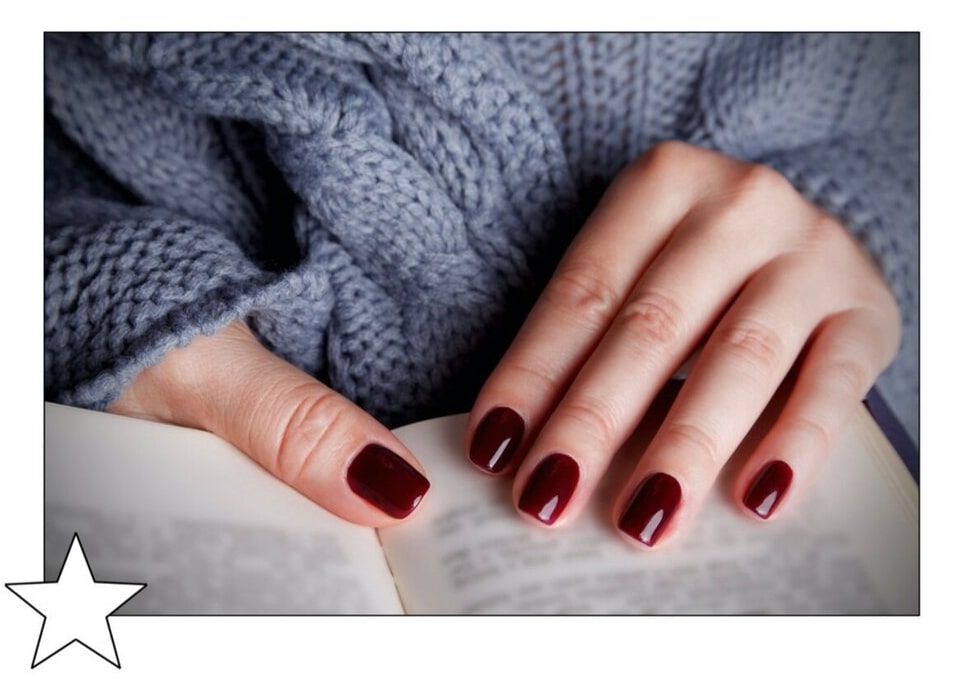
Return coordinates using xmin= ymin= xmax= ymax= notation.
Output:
xmin=382 ymin=403 xmax=918 ymax=614
xmin=44 ymin=403 xmax=404 ymax=614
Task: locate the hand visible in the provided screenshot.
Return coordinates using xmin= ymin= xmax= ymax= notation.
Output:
xmin=109 ymin=320 xmax=430 ymax=525
xmin=466 ymin=141 xmax=901 ymax=548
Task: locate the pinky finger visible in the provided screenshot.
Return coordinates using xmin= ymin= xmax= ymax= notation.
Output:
xmin=733 ymin=308 xmax=900 ymax=520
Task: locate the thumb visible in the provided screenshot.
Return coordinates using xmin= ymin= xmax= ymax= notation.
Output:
xmin=108 ymin=320 xmax=430 ymax=526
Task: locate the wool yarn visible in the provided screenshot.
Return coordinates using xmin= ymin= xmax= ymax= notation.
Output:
xmin=44 ymin=33 xmax=919 ymax=441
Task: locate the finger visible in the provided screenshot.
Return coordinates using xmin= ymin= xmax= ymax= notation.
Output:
xmin=508 ymin=192 xmax=802 ymax=528
xmin=735 ymin=307 xmax=900 ymax=520
xmin=109 ymin=321 xmax=430 ymax=526
xmin=612 ymin=256 xmax=834 ymax=547
xmin=466 ymin=143 xmax=717 ymax=475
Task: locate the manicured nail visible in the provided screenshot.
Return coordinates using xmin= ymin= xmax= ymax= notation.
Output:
xmin=469 ymin=407 xmax=525 ymax=474
xmin=347 ymin=444 xmax=430 ymax=519
xmin=517 ymin=453 xmax=579 ymax=525
xmin=617 ymin=473 xmax=682 ymax=547
xmin=743 ymin=460 xmax=793 ymax=520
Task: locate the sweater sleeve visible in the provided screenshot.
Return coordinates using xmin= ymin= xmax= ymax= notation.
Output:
xmin=690 ymin=33 xmax=919 ymax=443
xmin=44 ymin=33 xmax=576 ymax=424
xmin=44 ymin=33 xmax=315 ymax=411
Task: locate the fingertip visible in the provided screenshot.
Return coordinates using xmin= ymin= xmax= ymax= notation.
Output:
xmin=345 ymin=442 xmax=432 ymax=520
xmin=740 ymin=459 xmax=794 ymax=521
xmin=284 ymin=422 xmax=435 ymax=528
xmin=467 ymin=405 xmax=527 ymax=475
xmin=514 ymin=452 xmax=580 ymax=527
xmin=615 ymin=471 xmax=683 ymax=548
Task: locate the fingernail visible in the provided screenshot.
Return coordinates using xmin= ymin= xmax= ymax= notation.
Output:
xmin=347 ymin=444 xmax=430 ymax=519
xmin=617 ymin=473 xmax=682 ymax=547
xmin=469 ymin=407 xmax=525 ymax=474
xmin=517 ymin=453 xmax=579 ymax=525
xmin=743 ymin=460 xmax=793 ymax=520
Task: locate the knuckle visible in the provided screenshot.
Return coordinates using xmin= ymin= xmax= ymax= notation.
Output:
xmin=659 ymin=421 xmax=722 ymax=470
xmin=789 ymin=415 xmax=833 ymax=455
xmin=715 ymin=319 xmax=785 ymax=378
xmin=505 ymin=359 xmax=562 ymax=394
xmin=712 ymin=164 xmax=795 ymax=224
xmin=880 ymin=287 xmax=903 ymax=328
xmin=880 ymin=300 xmax=904 ymax=357
xmin=800 ymin=211 xmax=851 ymax=254
xmin=732 ymin=162 xmax=791 ymax=201
xmin=809 ymin=211 xmax=844 ymax=239
xmin=628 ymin=140 xmax=694 ymax=182
xmin=828 ymin=357 xmax=870 ymax=399
xmin=859 ymin=281 xmax=903 ymax=356
xmin=617 ymin=292 xmax=686 ymax=349
xmin=640 ymin=140 xmax=691 ymax=167
xmin=559 ymin=397 xmax=622 ymax=446
xmin=272 ymin=388 xmax=346 ymax=483
xmin=545 ymin=261 xmax=621 ymax=328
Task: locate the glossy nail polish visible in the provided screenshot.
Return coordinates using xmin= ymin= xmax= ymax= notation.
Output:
xmin=517 ymin=453 xmax=579 ymax=525
xmin=469 ymin=407 xmax=525 ymax=474
xmin=617 ymin=473 xmax=682 ymax=547
xmin=743 ymin=460 xmax=793 ymax=519
xmin=347 ymin=444 xmax=430 ymax=519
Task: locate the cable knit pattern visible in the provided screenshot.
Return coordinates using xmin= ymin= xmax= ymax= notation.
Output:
xmin=44 ymin=33 xmax=919 ymax=442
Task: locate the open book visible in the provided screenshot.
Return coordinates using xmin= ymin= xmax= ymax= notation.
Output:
xmin=44 ymin=388 xmax=918 ymax=615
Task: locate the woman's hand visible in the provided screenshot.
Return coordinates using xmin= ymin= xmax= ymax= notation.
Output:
xmin=466 ymin=141 xmax=901 ymax=548
xmin=109 ymin=320 xmax=431 ymax=525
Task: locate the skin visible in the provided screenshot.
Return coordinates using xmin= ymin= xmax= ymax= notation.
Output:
xmin=110 ymin=142 xmax=902 ymax=545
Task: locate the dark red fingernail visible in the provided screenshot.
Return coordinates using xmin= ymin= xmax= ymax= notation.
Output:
xmin=517 ymin=453 xmax=579 ymax=525
xmin=347 ymin=444 xmax=430 ymax=519
xmin=617 ymin=473 xmax=681 ymax=547
xmin=743 ymin=460 xmax=793 ymax=520
xmin=469 ymin=407 xmax=525 ymax=474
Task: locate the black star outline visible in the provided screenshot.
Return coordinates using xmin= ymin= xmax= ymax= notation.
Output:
xmin=5 ymin=532 xmax=146 ymax=668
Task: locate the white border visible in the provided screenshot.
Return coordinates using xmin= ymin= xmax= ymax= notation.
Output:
xmin=3 ymin=5 xmax=946 ymax=676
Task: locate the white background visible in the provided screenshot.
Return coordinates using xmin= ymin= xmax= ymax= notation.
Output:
xmin=1 ymin=3 xmax=946 ymax=676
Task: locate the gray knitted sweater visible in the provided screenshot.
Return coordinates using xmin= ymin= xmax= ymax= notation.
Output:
xmin=44 ymin=33 xmax=919 ymax=442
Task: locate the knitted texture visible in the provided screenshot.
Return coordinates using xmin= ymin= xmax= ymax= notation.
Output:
xmin=44 ymin=33 xmax=919 ymax=441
